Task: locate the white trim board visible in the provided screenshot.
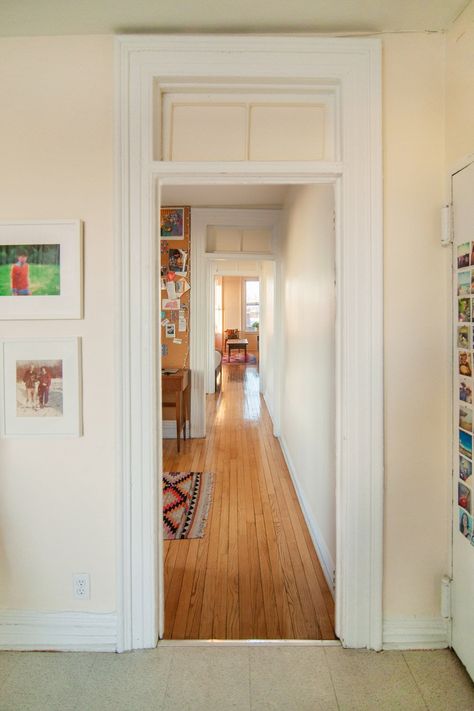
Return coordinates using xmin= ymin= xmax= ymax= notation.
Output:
xmin=162 ymin=419 xmax=190 ymax=439
xmin=0 ymin=610 xmax=118 ymax=652
xmin=383 ymin=618 xmax=449 ymax=650
xmin=279 ymin=435 xmax=336 ymax=598
xmin=116 ymin=34 xmax=383 ymax=652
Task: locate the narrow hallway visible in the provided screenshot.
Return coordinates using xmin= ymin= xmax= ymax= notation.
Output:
xmin=163 ymin=363 xmax=336 ymax=640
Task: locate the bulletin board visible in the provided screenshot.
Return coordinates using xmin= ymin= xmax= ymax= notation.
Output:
xmin=160 ymin=206 xmax=191 ymax=369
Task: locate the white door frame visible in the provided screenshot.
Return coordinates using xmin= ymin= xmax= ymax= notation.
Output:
xmin=116 ymin=35 xmax=383 ymax=651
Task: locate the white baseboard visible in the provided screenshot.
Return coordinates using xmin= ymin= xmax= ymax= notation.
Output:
xmin=383 ymin=618 xmax=449 ymax=650
xmin=0 ymin=610 xmax=118 ymax=652
xmin=278 ymin=435 xmax=335 ymax=597
xmin=162 ymin=419 xmax=190 ymax=439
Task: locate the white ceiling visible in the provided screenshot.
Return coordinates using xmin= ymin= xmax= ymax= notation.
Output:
xmin=0 ymin=0 xmax=469 ymax=36
xmin=161 ymin=184 xmax=288 ymax=208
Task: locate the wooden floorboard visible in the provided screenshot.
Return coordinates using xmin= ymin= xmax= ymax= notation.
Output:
xmin=162 ymin=363 xmax=336 ymax=640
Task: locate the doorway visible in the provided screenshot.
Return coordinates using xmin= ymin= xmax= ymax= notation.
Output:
xmin=117 ymin=35 xmax=383 ymax=651
xmin=160 ymin=183 xmax=337 ymax=640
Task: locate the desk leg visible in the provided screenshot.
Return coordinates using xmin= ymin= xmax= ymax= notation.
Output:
xmin=183 ymin=387 xmax=187 ymax=441
xmin=175 ymin=391 xmax=181 ymax=453
xmin=244 ymin=345 xmax=247 ymax=362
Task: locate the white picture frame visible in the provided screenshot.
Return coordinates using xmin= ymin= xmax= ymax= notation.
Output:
xmin=0 ymin=220 xmax=83 ymax=319
xmin=0 ymin=337 xmax=82 ymax=437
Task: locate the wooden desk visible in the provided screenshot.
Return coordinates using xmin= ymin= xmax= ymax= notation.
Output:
xmin=227 ymin=338 xmax=249 ymax=361
xmin=162 ymin=369 xmax=190 ymax=452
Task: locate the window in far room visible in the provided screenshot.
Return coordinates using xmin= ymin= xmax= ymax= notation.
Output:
xmin=243 ymin=278 xmax=260 ymax=332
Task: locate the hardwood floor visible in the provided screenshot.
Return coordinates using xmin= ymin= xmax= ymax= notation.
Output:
xmin=162 ymin=363 xmax=336 ymax=640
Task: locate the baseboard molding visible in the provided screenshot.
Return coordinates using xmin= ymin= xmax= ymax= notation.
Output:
xmin=0 ymin=610 xmax=118 ymax=652
xmin=278 ymin=435 xmax=335 ymax=597
xmin=383 ymin=618 xmax=449 ymax=650
xmin=162 ymin=419 xmax=190 ymax=439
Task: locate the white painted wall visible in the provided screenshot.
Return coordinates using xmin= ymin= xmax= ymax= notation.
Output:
xmin=0 ymin=36 xmax=115 ymax=612
xmin=381 ymin=32 xmax=448 ymax=621
xmin=0 ymin=28 xmax=468 ymax=634
xmin=279 ymin=184 xmax=336 ymax=584
xmin=260 ymin=261 xmax=276 ymax=418
xmin=446 ymin=0 xmax=474 ymax=167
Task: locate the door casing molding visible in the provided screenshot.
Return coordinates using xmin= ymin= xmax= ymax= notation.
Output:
xmin=116 ymin=34 xmax=383 ymax=651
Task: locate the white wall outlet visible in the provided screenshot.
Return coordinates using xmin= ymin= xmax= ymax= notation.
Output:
xmin=73 ymin=573 xmax=90 ymax=600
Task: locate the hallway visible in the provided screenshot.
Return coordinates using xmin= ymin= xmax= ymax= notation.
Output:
xmin=163 ymin=363 xmax=336 ymax=640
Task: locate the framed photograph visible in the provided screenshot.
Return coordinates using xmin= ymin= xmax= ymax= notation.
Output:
xmin=0 ymin=337 xmax=82 ymax=437
xmin=460 ymin=377 xmax=473 ymax=404
xmin=0 ymin=220 xmax=83 ymax=319
xmin=160 ymin=208 xmax=184 ymax=239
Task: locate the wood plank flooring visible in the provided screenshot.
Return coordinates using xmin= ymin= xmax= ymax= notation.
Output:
xmin=162 ymin=363 xmax=336 ymax=640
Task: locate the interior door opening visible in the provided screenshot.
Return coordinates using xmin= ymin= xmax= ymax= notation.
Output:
xmin=158 ymin=182 xmax=338 ymax=640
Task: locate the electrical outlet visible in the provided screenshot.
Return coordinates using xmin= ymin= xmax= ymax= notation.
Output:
xmin=73 ymin=573 xmax=90 ymax=600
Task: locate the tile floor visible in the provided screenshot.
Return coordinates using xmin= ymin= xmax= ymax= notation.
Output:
xmin=0 ymin=645 xmax=473 ymax=710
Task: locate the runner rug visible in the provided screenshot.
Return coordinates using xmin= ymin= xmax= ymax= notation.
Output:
xmin=222 ymin=352 xmax=257 ymax=365
xmin=163 ymin=471 xmax=214 ymax=540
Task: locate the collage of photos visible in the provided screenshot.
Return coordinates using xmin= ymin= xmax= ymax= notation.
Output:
xmin=457 ymin=241 xmax=474 ymax=546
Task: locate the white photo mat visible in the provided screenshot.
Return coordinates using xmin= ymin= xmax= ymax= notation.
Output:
xmin=0 ymin=337 xmax=82 ymax=437
xmin=0 ymin=220 xmax=83 ymax=319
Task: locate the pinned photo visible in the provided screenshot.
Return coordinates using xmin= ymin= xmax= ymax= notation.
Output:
xmin=168 ymin=249 xmax=187 ymax=275
xmin=160 ymin=208 xmax=184 ymax=239
xmin=459 ymin=350 xmax=472 ymax=377
xmin=471 ymin=242 xmax=474 ymax=266
xmin=460 ymin=378 xmax=473 ymax=403
xmin=458 ymin=242 xmax=470 ymax=269
xmin=460 ymin=405 xmax=473 ymax=432
xmin=458 ymin=270 xmax=471 ymax=296
xmin=458 ymin=297 xmax=471 ymax=322
xmin=459 ymin=429 xmax=472 ymax=459
xmin=165 ymin=323 xmax=176 ymax=339
xmin=459 ymin=508 xmax=472 ymax=538
xmin=458 ymin=482 xmax=472 ymax=513
xmin=458 ymin=299 xmax=471 ymax=323
xmin=460 ymin=455 xmax=472 ymax=482
xmin=458 ymin=325 xmax=470 ymax=349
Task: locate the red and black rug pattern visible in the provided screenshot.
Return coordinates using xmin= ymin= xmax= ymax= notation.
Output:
xmin=163 ymin=471 xmax=214 ymax=540
xmin=222 ymin=351 xmax=257 ymax=365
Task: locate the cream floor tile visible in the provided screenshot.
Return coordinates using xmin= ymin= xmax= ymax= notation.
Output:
xmin=74 ymin=647 xmax=172 ymax=711
xmin=162 ymin=647 xmax=250 ymax=711
xmin=0 ymin=653 xmax=21 ymax=689
xmin=325 ymin=648 xmax=427 ymax=710
xmin=249 ymin=646 xmax=338 ymax=711
xmin=0 ymin=652 xmax=95 ymax=711
xmin=403 ymin=650 xmax=474 ymax=711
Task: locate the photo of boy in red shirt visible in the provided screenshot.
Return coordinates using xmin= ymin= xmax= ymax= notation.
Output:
xmin=11 ymin=248 xmax=31 ymax=295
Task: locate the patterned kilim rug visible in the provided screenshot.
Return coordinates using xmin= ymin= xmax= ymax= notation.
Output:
xmin=222 ymin=352 xmax=257 ymax=365
xmin=163 ymin=471 xmax=214 ymax=540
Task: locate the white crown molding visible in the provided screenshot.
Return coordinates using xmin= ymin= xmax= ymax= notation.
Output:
xmin=383 ymin=618 xmax=449 ymax=650
xmin=0 ymin=610 xmax=117 ymax=652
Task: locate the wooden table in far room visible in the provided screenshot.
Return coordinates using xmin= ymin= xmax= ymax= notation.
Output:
xmin=227 ymin=338 xmax=249 ymax=362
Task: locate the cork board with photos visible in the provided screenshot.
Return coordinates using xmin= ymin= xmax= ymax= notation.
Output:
xmin=456 ymin=241 xmax=474 ymax=544
xmin=160 ymin=207 xmax=191 ymax=370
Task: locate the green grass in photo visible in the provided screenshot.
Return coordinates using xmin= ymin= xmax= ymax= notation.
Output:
xmin=0 ymin=264 xmax=60 ymax=296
